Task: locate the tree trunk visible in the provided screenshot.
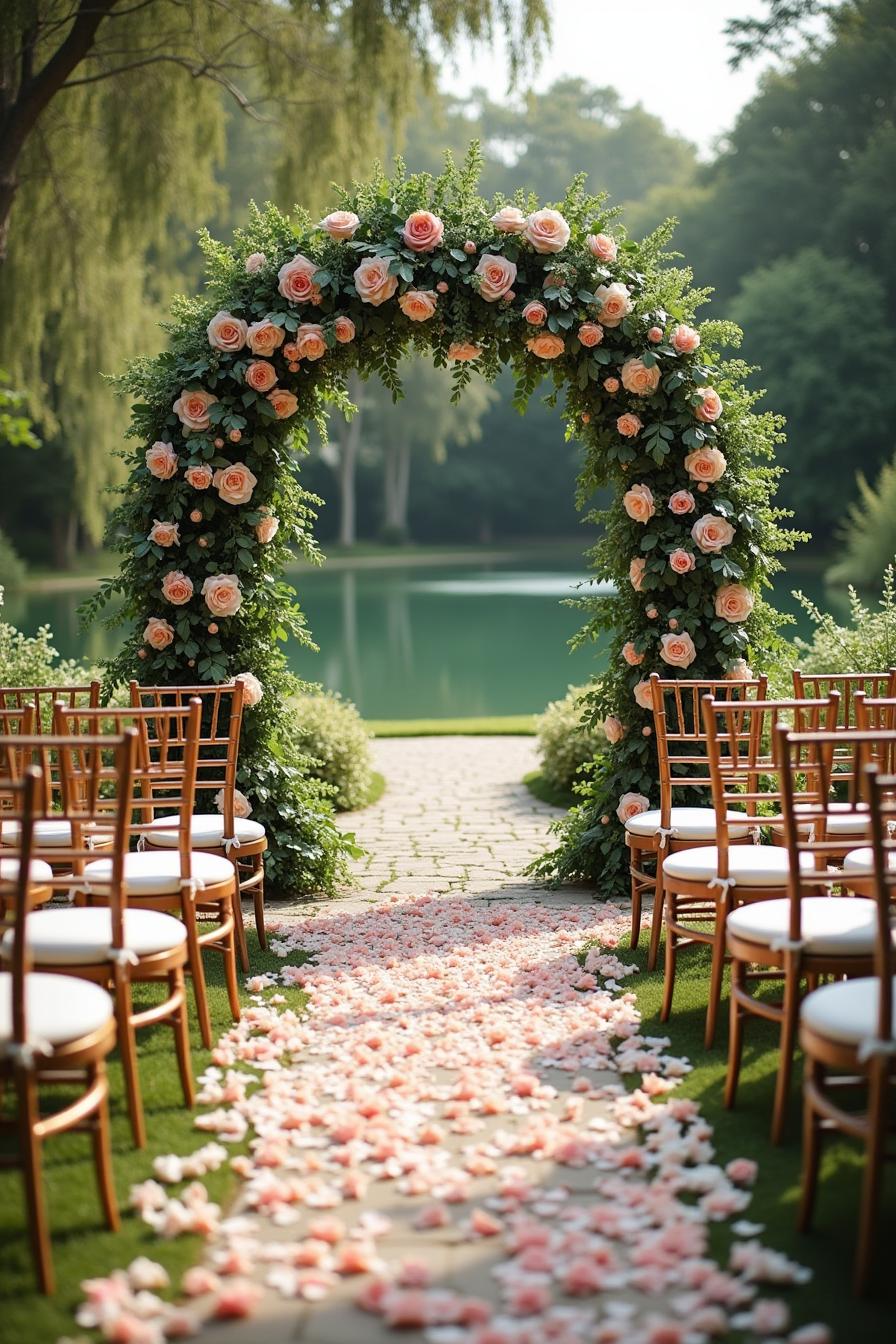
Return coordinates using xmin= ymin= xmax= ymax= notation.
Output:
xmin=382 ymin=436 xmax=411 ymax=538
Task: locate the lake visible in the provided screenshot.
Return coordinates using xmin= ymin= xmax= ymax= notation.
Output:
xmin=3 ymin=548 xmax=842 ymax=720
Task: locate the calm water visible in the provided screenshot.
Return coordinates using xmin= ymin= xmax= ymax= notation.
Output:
xmin=3 ymin=551 xmax=841 ymax=720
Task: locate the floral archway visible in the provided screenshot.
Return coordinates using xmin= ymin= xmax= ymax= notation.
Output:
xmin=93 ymin=148 xmax=792 ymax=897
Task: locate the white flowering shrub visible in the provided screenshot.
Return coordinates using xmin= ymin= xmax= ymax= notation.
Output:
xmin=535 ymin=684 xmax=606 ymax=793
xmin=291 ymin=689 xmax=374 ymax=811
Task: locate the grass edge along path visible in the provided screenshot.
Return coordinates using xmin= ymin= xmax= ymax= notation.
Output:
xmin=523 ymin=767 xmax=578 ymax=810
xmin=369 ymin=715 xmax=536 ymax=737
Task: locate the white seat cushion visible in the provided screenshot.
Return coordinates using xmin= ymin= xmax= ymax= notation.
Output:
xmin=794 ymin=802 xmax=870 ymax=838
xmin=1 ymin=818 xmax=72 ymax=848
xmin=624 ymin=807 xmax=753 ymax=841
xmin=842 ymin=846 xmax=896 ymax=878
xmin=663 ymin=844 xmax=821 ymax=887
xmin=1 ymin=907 xmax=187 ymax=966
xmin=727 ymin=896 xmax=879 ymax=956
xmin=0 ymin=857 xmax=54 ymax=885
xmin=83 ymin=850 xmax=235 ymax=896
xmin=0 ymin=971 xmax=113 ymax=1049
xmin=800 ymin=976 xmax=896 ymax=1048
xmin=143 ymin=813 xmax=266 ymax=849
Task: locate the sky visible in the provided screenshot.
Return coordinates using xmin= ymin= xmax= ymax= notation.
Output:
xmin=441 ymin=0 xmax=783 ymax=155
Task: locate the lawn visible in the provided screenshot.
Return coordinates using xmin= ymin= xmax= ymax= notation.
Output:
xmin=0 ymin=930 xmax=308 ymax=1343
xmin=523 ymin=767 xmax=578 ymax=809
xmin=369 ymin=715 xmax=536 ymax=736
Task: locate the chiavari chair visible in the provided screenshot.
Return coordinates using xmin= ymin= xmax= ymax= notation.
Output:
xmin=0 ymin=705 xmax=52 ymax=913
xmin=792 ymin=669 xmax=896 ymax=720
xmin=0 ymin=681 xmax=101 ymax=730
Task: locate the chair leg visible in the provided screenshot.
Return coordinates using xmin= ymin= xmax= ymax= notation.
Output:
xmin=252 ymin=856 xmax=267 ymax=951
xmin=647 ymin=863 xmax=665 ymax=972
xmin=170 ymin=969 xmax=195 ymax=1108
xmin=629 ymin=859 xmax=642 ymax=951
xmin=724 ymin=955 xmax=746 ymax=1109
xmin=771 ymin=959 xmax=800 ymax=1145
xmin=798 ymin=1056 xmax=824 ymax=1233
xmin=182 ymin=893 xmax=213 ymax=1050
xmin=854 ymin=1060 xmax=887 ymax=1295
xmin=230 ymin=859 xmax=250 ymax=972
xmin=89 ymin=1061 xmax=120 ymax=1232
xmin=223 ymin=913 xmax=241 ymax=1023
xmin=16 ymin=1069 xmax=53 ymax=1295
xmin=704 ymin=911 xmax=727 ymax=1049
xmin=660 ymin=891 xmax=677 ymax=1023
xmin=113 ymin=972 xmax=146 ymax=1149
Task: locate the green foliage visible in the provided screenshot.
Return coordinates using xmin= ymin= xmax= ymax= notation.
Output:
xmin=827 ymin=452 xmax=896 ymax=588
xmin=0 ymin=368 xmax=38 ymax=450
xmin=534 ymin=684 xmax=606 ymax=792
xmin=792 ymin=564 xmax=896 ymax=674
xmin=290 ymin=689 xmax=374 ymax=811
xmin=0 ymin=586 xmax=89 ymax=688
xmin=0 ymin=531 xmax=27 ymax=591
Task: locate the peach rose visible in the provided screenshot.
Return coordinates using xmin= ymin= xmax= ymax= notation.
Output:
xmin=634 ymin=679 xmax=655 ymax=710
xmin=522 ymin=300 xmax=547 ymax=326
xmin=234 ymin=671 xmax=263 ymax=707
xmin=145 ymin=441 xmax=178 ymax=479
xmin=671 ymin=324 xmax=700 ymax=354
xmin=684 ymin=446 xmax=726 ymax=483
xmin=622 ymin=641 xmax=643 ymax=666
xmin=594 ymin=282 xmax=632 ymax=327
xmin=668 ymin=489 xmax=696 ymax=515
xmin=333 ymin=315 xmax=356 ymax=343
xmin=245 ymin=360 xmax=277 ymax=393
xmin=629 ymin=557 xmax=646 ymax=591
xmin=526 ymin=332 xmax=565 ymax=360
xmin=604 ymin=376 xmax=620 ymax=393
xmin=524 ymin=209 xmax=570 ymax=254
xmin=617 ymin=413 xmax=642 ymax=438
xmin=401 ymin=210 xmax=444 ymax=253
xmin=353 ymin=255 xmax=399 ymax=306
xmin=587 ymin=233 xmax=618 ymax=262
xmin=475 ymin=254 xmax=517 ymax=302
xmin=268 ymin=389 xmax=299 ymax=419
xmin=207 ymin=311 xmax=247 ymax=353
xmin=604 ymin=715 xmax=625 ymax=744
xmin=578 ymin=322 xmax=604 ymax=348
xmin=244 ymin=252 xmax=266 ymax=274
xmin=255 ymin=507 xmax=279 ymax=544
xmin=398 ymin=290 xmax=438 ymax=322
xmin=661 ymin=631 xmax=697 ymax=668
xmin=143 ymin=617 xmax=174 ymax=650
xmin=691 ymin=514 xmax=736 ymax=553
xmin=714 ymin=583 xmax=754 ymax=622
xmin=216 ymin=787 xmax=252 ymax=819
xmin=246 ymin=320 xmax=286 ymax=357
xmin=295 ymin=323 xmax=327 ymax=360
xmin=185 ymin=464 xmax=213 ymax=490
xmin=447 ymin=342 xmax=481 ymax=362
xmin=490 ymin=206 xmax=527 ymax=234
xmin=172 ymin=389 xmax=217 ymax=433
xmin=161 ymin=570 xmax=193 ymax=606
xmin=319 ymin=210 xmax=359 ymax=240
xmin=213 ymin=462 xmax=257 ymax=505
xmin=202 ymin=573 xmax=242 ymax=618
xmin=616 ymin=791 xmax=650 ymax=824
xmin=277 ymin=253 xmax=321 ymax=305
xmin=148 ymin=520 xmax=180 ymax=547
xmin=695 ymin=386 xmax=723 ymax=422
xmin=621 ymin=357 xmax=661 ymax=396
xmin=725 ymin=658 xmax=754 ymax=680
xmin=669 ymin=548 xmax=696 ymax=574
xmin=623 ymin=483 xmax=655 ymax=523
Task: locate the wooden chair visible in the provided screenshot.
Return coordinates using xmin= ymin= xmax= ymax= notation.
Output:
xmin=0 ymin=764 xmax=118 ymax=1295
xmin=0 ymin=681 xmax=101 ymax=730
xmin=792 ymin=669 xmax=896 ymax=719
xmin=52 ymin=702 xmax=241 ymax=1050
xmin=798 ymin=758 xmax=896 ymax=1294
xmin=129 ymin=681 xmax=268 ymax=964
xmin=0 ymin=705 xmax=52 ymax=912
xmin=626 ymin=673 xmax=768 ymax=965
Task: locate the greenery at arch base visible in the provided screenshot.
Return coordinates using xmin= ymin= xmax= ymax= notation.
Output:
xmin=92 ymin=147 xmax=799 ymax=897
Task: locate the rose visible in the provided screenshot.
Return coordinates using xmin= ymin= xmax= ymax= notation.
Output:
xmin=616 ymin=792 xmax=650 ymax=824
xmin=684 ymin=446 xmax=726 ymax=483
xmin=604 ymin=715 xmax=625 ymax=744
xmin=447 ymin=342 xmax=481 ymax=362
xmin=629 ymin=557 xmax=646 ymax=591
xmin=623 ymin=483 xmax=655 ymax=523
xmin=353 ymin=255 xmax=399 ymax=306
xmin=172 ymin=389 xmax=217 ymax=433
xmin=725 ymin=658 xmax=754 ymax=680
xmin=522 ymin=300 xmax=547 ymax=326
xmin=578 ymin=322 xmax=604 ymax=348
xmin=692 ymin=514 xmax=736 ymax=553
xmin=695 ymin=386 xmax=723 ymax=422
xmin=268 ymin=389 xmax=299 ymax=419
xmin=490 ymin=206 xmax=527 ymax=234
xmin=212 ymin=462 xmax=257 ymax=505
xmin=398 ymin=290 xmax=438 ymax=322
xmin=671 ymin=324 xmax=700 ymax=354
xmin=246 ymin=320 xmax=286 ymax=357
xmin=255 ymin=507 xmax=279 ymax=544
xmin=526 ymin=333 xmax=565 ymax=360
xmin=616 ymin=413 xmax=642 ymax=438
xmin=587 ymin=232 xmax=617 ymax=262
xmin=233 ymin=671 xmax=263 ymax=707
xmin=319 ymin=210 xmax=359 ymax=240
xmin=647 ymin=326 xmax=664 ymax=343
xmin=244 ymin=252 xmax=266 ymax=274
xmin=145 ymin=441 xmax=178 ymax=479
xmin=277 ymin=253 xmax=321 ymax=305
xmin=295 ymin=323 xmax=327 ymax=360
xmin=668 ymin=489 xmax=696 ymax=515
xmin=333 ymin=315 xmax=356 ymax=343
xmin=524 ymin=208 xmax=570 ymax=254
xmin=161 ymin=570 xmax=193 ymax=606
xmin=245 ymin=360 xmax=277 ymax=393
xmin=475 ymin=254 xmax=517 ymax=301
xmin=216 ymin=787 xmax=252 ymax=819
xmin=207 ymin=311 xmax=247 ymax=353
xmin=603 ymin=376 xmax=620 ymax=393
xmin=660 ymin=631 xmax=697 ymax=668
xmin=594 ymin=282 xmax=632 ymax=327
xmin=202 ymin=574 xmax=242 ymax=618
xmin=622 ymin=641 xmax=643 ymax=666
xmin=669 ymin=548 xmax=696 ymax=574
xmin=184 ymin=464 xmax=213 ymax=490
xmin=143 ymin=617 xmax=174 ymax=650
xmin=621 ymin=357 xmax=661 ymax=396
xmin=148 ymin=520 xmax=180 ymax=547
xmin=714 ymin=583 xmax=754 ymax=622
xmin=401 ymin=210 xmax=444 ymax=252
xmin=634 ymin=680 xmax=655 ymax=709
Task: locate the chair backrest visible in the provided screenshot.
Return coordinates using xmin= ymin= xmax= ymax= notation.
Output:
xmin=0 ymin=682 xmax=101 ymax=731
xmin=865 ymin=763 xmax=896 ymax=1050
xmin=792 ymin=669 xmax=896 ymax=726
xmin=854 ymin=695 xmax=896 ymax=775
xmin=0 ymin=705 xmax=36 ymax=822
xmin=0 ymin=766 xmax=42 ymax=1050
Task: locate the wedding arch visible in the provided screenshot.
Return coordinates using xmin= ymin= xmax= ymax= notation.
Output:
xmin=92 ymin=148 xmax=792 ymax=896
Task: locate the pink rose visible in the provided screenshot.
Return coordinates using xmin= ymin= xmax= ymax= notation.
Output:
xmin=148 ymin=520 xmax=180 ymax=547
xmin=398 ymin=290 xmax=438 ymax=322
xmin=623 ymin=483 xmax=655 ymax=523
xmin=629 ymin=557 xmax=646 ymax=591
xmin=213 ymin=461 xmax=257 ymax=505
xmin=143 ymin=617 xmax=174 ymax=650
xmin=245 ymin=360 xmax=277 ymax=392
xmin=277 ymin=253 xmax=321 ymax=305
xmin=319 ymin=210 xmax=359 ymax=240
xmin=604 ymin=376 xmax=620 ymax=393
xmin=587 ymin=232 xmax=618 ymax=262
xmin=660 ymin=631 xmax=697 ymax=668
xmin=333 ymin=315 xmax=356 ymax=343
xmin=684 ymin=446 xmax=726 ymax=483
xmin=692 ymin=514 xmax=736 ymax=553
xmin=202 ymin=573 xmax=242 ymax=618
xmin=295 ymin=323 xmax=327 ymax=360
xmin=668 ymin=489 xmax=696 ymax=514
xmin=475 ymin=253 xmax=517 ymax=301
xmin=522 ymin=300 xmax=547 ymax=326
xmin=617 ymin=413 xmax=642 ymax=438
xmin=145 ymin=441 xmax=178 ymax=479
xmin=671 ymin=324 xmax=700 ymax=354
xmin=669 ymin=548 xmax=696 ymax=574
xmin=647 ymin=325 xmax=664 ymax=343
xmin=490 ymin=206 xmax=527 ymax=234
xmin=353 ymin=255 xmax=399 ymax=306
xmin=714 ymin=583 xmax=754 ymax=622
xmin=526 ymin=332 xmax=565 ymax=360
xmin=234 ymin=671 xmax=263 ymax=707
xmin=604 ymin=715 xmax=625 ymax=744
xmin=268 ymin=389 xmax=299 ymax=419
xmin=725 ymin=658 xmax=754 ymax=680
xmin=161 ymin=570 xmax=193 ymax=606
xmin=621 ymin=357 xmax=661 ymax=396
xmin=695 ymin=386 xmax=723 ymax=422
xmin=401 ymin=210 xmax=444 ymax=253
xmin=622 ymin=641 xmax=643 ymax=666
xmin=244 ymin=252 xmax=266 ymax=274
xmin=246 ymin=319 xmax=286 ymax=357
xmin=594 ymin=282 xmax=632 ymax=327
xmin=172 ymin=389 xmax=217 ymax=433
xmin=255 ymin=507 xmax=279 ymax=543
xmin=447 ymin=342 xmax=481 ymax=362
xmin=207 ymin=311 xmax=247 ymax=352
xmin=634 ymin=679 xmax=655 ymax=710
xmin=184 ymin=464 xmax=213 ymax=490
xmin=616 ymin=791 xmax=650 ymax=824
xmin=524 ymin=208 xmax=570 ymax=254
xmin=578 ymin=322 xmax=604 ymax=347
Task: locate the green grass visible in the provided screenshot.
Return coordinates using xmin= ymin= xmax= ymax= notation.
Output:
xmin=369 ymin=715 xmax=536 ymax=736
xmin=523 ymin=768 xmax=577 ymax=809
xmin=0 ymin=930 xmax=307 ymax=1342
